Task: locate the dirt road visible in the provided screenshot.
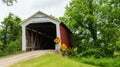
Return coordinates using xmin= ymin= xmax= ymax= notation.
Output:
xmin=0 ymin=50 xmax=57 ymax=67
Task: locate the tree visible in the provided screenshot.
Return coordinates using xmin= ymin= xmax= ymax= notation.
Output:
xmin=2 ymin=0 xmax=17 ymax=6
xmin=0 ymin=13 xmax=21 ymax=49
xmin=98 ymin=0 xmax=120 ymax=56
xmin=60 ymin=0 xmax=120 ymax=57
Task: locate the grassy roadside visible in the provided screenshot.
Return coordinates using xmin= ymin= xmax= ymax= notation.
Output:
xmin=9 ymin=54 xmax=97 ymax=67
xmin=0 ymin=51 xmax=26 ymax=59
xmin=72 ymin=52 xmax=120 ymax=67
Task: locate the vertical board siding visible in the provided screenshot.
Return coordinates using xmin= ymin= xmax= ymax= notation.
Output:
xmin=60 ymin=24 xmax=70 ymax=47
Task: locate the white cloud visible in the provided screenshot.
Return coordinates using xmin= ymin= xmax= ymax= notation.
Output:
xmin=0 ymin=0 xmax=71 ymax=22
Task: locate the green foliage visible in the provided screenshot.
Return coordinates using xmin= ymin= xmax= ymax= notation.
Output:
xmin=0 ymin=13 xmax=21 ymax=47
xmin=116 ymin=39 xmax=120 ymax=51
xmin=79 ymin=56 xmax=120 ymax=67
xmin=60 ymin=0 xmax=120 ymax=57
xmin=2 ymin=0 xmax=17 ymax=6
xmin=7 ymin=36 xmax=22 ymax=53
xmin=78 ymin=48 xmax=105 ymax=58
xmin=61 ymin=47 xmax=78 ymax=56
xmin=0 ymin=13 xmax=22 ymax=56
xmin=0 ymin=37 xmax=22 ymax=56
xmin=67 ymin=47 xmax=78 ymax=56
xmin=0 ymin=40 xmax=3 ymax=49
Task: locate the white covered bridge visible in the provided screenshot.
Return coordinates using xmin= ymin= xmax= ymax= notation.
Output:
xmin=20 ymin=11 xmax=72 ymax=51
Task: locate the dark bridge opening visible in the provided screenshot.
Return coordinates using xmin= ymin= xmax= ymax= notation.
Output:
xmin=26 ymin=22 xmax=56 ymax=50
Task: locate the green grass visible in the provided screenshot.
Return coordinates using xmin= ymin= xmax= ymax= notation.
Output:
xmin=9 ymin=54 xmax=96 ymax=67
xmin=76 ymin=52 xmax=120 ymax=67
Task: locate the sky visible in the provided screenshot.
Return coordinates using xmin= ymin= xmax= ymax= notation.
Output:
xmin=0 ymin=0 xmax=71 ymax=22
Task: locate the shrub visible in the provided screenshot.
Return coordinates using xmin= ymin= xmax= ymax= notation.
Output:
xmin=0 ymin=40 xmax=3 ymax=49
xmin=116 ymin=41 xmax=120 ymax=51
xmin=78 ymin=56 xmax=120 ymax=67
xmin=78 ymin=48 xmax=105 ymax=58
xmin=7 ymin=36 xmax=22 ymax=53
xmin=66 ymin=47 xmax=78 ymax=56
xmin=0 ymin=36 xmax=22 ymax=57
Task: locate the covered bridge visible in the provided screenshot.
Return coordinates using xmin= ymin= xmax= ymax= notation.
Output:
xmin=20 ymin=11 xmax=72 ymax=51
